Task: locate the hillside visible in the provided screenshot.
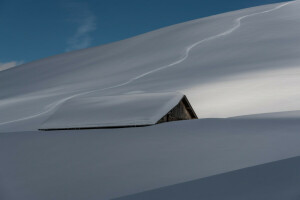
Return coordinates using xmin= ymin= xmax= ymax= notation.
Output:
xmin=1 ymin=1 xmax=300 ymax=131
xmin=1 ymin=1 xmax=300 ymax=199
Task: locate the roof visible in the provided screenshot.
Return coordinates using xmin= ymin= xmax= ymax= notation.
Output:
xmin=40 ymin=92 xmax=193 ymax=130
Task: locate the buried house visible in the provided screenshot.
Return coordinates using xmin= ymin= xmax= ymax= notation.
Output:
xmin=40 ymin=92 xmax=198 ymax=131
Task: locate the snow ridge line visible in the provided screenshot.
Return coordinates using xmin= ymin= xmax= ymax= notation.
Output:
xmin=131 ymin=2 xmax=292 ymax=79
xmin=0 ymin=2 xmax=292 ymax=126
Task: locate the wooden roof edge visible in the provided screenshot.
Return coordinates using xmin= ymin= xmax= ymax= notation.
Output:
xmin=39 ymin=124 xmax=151 ymax=131
xmin=181 ymin=95 xmax=198 ymax=119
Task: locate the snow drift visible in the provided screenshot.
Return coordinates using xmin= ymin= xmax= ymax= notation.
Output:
xmin=1 ymin=1 xmax=300 ymax=131
xmin=116 ymin=156 xmax=300 ymax=200
xmin=1 ymin=119 xmax=300 ymax=200
xmin=1 ymin=1 xmax=300 ymax=200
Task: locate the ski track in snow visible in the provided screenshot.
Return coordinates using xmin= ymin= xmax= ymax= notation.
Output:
xmin=0 ymin=2 xmax=292 ymax=126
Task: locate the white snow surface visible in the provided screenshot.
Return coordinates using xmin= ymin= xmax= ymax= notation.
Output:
xmin=1 ymin=1 xmax=300 ymax=200
xmin=1 ymin=1 xmax=300 ymax=131
xmin=1 ymin=119 xmax=300 ymax=200
xmin=40 ymin=92 xmax=184 ymax=129
xmin=116 ymin=156 xmax=300 ymax=200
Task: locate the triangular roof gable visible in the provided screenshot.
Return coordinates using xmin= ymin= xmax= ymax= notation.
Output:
xmin=180 ymin=95 xmax=198 ymax=119
xmin=40 ymin=92 xmax=187 ymax=130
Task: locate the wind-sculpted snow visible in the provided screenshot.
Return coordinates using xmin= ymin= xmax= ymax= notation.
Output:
xmin=0 ymin=1 xmax=299 ymax=131
xmin=233 ymin=110 xmax=300 ymax=119
xmin=116 ymin=156 xmax=300 ymax=200
xmin=1 ymin=2 xmax=300 ymax=200
xmin=1 ymin=119 xmax=300 ymax=199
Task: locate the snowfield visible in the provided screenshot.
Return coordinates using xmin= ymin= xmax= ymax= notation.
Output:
xmin=1 ymin=119 xmax=300 ymax=200
xmin=116 ymin=155 xmax=300 ymax=200
xmin=1 ymin=1 xmax=300 ymax=199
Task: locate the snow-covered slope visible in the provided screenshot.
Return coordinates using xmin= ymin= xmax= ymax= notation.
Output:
xmin=1 ymin=119 xmax=300 ymax=200
xmin=1 ymin=1 xmax=300 ymax=131
xmin=116 ymin=156 xmax=300 ymax=200
xmin=1 ymin=1 xmax=300 ymax=200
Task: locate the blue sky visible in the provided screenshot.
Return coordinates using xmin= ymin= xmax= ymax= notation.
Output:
xmin=0 ymin=0 xmax=290 ymax=68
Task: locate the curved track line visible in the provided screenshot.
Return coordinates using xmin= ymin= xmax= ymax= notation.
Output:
xmin=0 ymin=2 xmax=292 ymax=126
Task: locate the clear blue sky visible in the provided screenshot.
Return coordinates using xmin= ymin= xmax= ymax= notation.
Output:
xmin=0 ymin=0 xmax=290 ymax=66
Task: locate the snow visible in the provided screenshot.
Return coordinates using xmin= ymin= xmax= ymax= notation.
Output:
xmin=1 ymin=1 xmax=300 ymax=199
xmin=116 ymin=156 xmax=300 ymax=200
xmin=1 ymin=119 xmax=300 ymax=199
xmin=233 ymin=110 xmax=300 ymax=119
xmin=1 ymin=1 xmax=300 ymax=131
xmin=40 ymin=92 xmax=185 ymax=129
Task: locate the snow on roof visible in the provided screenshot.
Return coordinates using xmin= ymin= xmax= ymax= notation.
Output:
xmin=40 ymin=92 xmax=185 ymax=130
